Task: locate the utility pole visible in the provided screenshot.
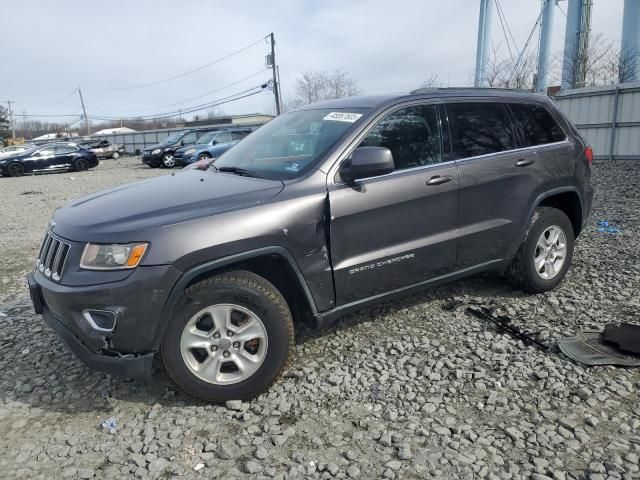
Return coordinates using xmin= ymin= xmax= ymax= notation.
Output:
xmin=78 ymin=87 xmax=90 ymax=135
xmin=269 ymin=33 xmax=281 ymax=115
xmin=474 ymin=0 xmax=494 ymax=87
xmin=536 ymin=0 xmax=555 ymax=93
xmin=6 ymin=100 xmax=15 ymax=138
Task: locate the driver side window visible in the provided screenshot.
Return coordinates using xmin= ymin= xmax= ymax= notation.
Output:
xmin=359 ymin=104 xmax=442 ymax=170
xmin=38 ymin=147 xmax=55 ymax=156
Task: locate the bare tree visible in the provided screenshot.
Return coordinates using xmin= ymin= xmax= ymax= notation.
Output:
xmin=207 ymin=107 xmax=226 ymax=119
xmin=560 ymin=34 xmax=637 ymax=88
xmin=421 ymin=74 xmax=443 ymax=88
xmin=481 ymin=46 xmax=540 ymax=90
xmin=290 ymin=69 xmax=361 ymax=108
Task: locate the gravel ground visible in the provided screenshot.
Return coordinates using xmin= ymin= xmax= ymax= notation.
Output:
xmin=0 ymin=160 xmax=639 ymax=480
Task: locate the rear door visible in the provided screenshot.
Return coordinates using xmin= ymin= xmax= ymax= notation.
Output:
xmin=446 ymin=101 xmax=546 ymax=269
xmin=507 ymin=102 xmax=574 ymax=191
xmin=54 ymin=146 xmax=77 ymax=168
xmin=328 ymin=102 xmax=459 ymax=305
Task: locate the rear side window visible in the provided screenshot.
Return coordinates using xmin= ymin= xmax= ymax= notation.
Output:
xmin=359 ymin=104 xmax=442 ymax=169
xmin=446 ymin=102 xmax=515 ymax=159
xmin=509 ymin=103 xmax=566 ymax=146
xmin=182 ymin=132 xmax=197 ymax=144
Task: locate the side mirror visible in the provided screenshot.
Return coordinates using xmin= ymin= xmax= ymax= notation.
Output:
xmin=340 ymin=147 xmax=395 ymax=183
xmin=180 ymin=140 xmax=185 ymax=146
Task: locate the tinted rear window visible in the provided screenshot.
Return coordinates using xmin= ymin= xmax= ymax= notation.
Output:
xmin=509 ymin=103 xmax=566 ymax=147
xmin=446 ymin=102 xmax=515 ymax=159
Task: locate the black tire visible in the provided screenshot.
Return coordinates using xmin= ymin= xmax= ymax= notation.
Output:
xmin=7 ymin=162 xmax=25 ymax=177
xmin=161 ymin=153 xmax=175 ymax=168
xmin=197 ymin=153 xmax=212 ymax=162
xmin=74 ymin=157 xmax=89 ymax=172
xmin=509 ymin=207 xmax=575 ymax=293
xmin=161 ymin=270 xmax=294 ymax=402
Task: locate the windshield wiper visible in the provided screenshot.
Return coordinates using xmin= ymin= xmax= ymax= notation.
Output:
xmin=218 ymin=166 xmax=261 ymax=178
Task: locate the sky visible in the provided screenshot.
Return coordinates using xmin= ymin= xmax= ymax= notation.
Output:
xmin=0 ymin=0 xmax=625 ymax=124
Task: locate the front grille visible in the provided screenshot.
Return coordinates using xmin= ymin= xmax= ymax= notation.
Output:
xmin=37 ymin=232 xmax=70 ymax=281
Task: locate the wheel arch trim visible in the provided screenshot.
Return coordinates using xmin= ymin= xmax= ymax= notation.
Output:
xmin=522 ymin=186 xmax=584 ymax=241
xmin=153 ymin=246 xmax=318 ymax=349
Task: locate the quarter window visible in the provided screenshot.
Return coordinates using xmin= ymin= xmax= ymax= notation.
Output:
xmin=359 ymin=105 xmax=442 ymax=170
xmin=447 ymin=102 xmax=515 ymax=159
xmin=509 ymin=103 xmax=566 ymax=146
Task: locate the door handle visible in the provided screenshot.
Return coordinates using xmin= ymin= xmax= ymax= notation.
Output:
xmin=515 ymin=158 xmax=535 ymax=167
xmin=426 ymin=175 xmax=453 ymax=185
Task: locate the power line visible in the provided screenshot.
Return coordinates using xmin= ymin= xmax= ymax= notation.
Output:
xmin=98 ymin=70 xmax=267 ymax=114
xmin=85 ymin=35 xmax=269 ymax=92
xmin=37 ymin=88 xmax=79 ymax=110
xmin=88 ymin=84 xmax=269 ymax=121
xmin=494 ymin=0 xmax=516 ymax=63
xmin=509 ymin=2 xmax=546 ymax=82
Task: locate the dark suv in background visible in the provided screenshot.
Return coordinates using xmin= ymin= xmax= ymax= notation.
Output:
xmin=28 ymin=88 xmax=593 ymax=402
xmin=173 ymin=128 xmax=252 ymax=167
xmin=141 ymin=129 xmax=217 ymax=168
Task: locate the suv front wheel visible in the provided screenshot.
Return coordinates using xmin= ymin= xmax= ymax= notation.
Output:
xmin=161 ymin=270 xmax=294 ymax=402
xmin=509 ymin=207 xmax=575 ymax=293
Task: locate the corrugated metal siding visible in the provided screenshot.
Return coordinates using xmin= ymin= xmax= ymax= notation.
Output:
xmin=555 ymin=82 xmax=640 ymax=160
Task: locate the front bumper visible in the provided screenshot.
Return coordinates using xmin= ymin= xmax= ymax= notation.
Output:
xmin=27 ymin=264 xmax=182 ymax=378
xmin=141 ymin=152 xmax=162 ymax=166
xmin=174 ymin=152 xmax=196 ymax=166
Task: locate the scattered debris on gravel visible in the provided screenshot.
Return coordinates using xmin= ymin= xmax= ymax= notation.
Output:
xmin=0 ymin=160 xmax=639 ymax=479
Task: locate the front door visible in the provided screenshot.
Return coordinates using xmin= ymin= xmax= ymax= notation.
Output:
xmin=328 ymin=103 xmax=459 ymax=305
xmin=445 ymin=101 xmax=546 ymax=269
xmin=27 ymin=146 xmax=56 ymax=173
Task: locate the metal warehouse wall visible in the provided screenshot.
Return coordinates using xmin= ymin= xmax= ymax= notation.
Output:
xmin=554 ymin=82 xmax=640 ymax=160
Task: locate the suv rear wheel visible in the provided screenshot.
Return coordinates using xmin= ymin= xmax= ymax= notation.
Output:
xmin=161 ymin=270 xmax=294 ymax=402
xmin=509 ymin=207 xmax=575 ymax=293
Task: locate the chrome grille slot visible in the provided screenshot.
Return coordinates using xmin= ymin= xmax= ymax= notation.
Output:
xmin=37 ymin=232 xmax=70 ymax=281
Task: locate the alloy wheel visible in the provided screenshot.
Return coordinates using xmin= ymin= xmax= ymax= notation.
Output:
xmin=534 ymin=225 xmax=567 ymax=280
xmin=162 ymin=154 xmax=175 ymax=167
xmin=180 ymin=304 xmax=268 ymax=385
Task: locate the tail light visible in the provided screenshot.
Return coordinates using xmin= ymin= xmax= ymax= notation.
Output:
xmin=584 ymin=146 xmax=593 ymax=166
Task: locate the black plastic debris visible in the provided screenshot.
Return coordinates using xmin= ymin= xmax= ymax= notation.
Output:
xmin=558 ymin=330 xmax=640 ymax=367
xmin=602 ymin=323 xmax=640 ymax=355
xmin=465 ymin=306 xmax=550 ymax=351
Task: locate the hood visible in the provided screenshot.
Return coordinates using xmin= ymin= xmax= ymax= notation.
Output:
xmin=52 ymin=170 xmax=285 ymax=242
xmin=144 ymin=142 xmax=175 ymax=153
xmin=175 ymin=144 xmax=206 ymax=155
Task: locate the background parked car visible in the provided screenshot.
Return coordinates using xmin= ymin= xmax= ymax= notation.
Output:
xmin=0 ymin=144 xmax=34 ymax=158
xmin=141 ymin=129 xmax=220 ymax=168
xmin=84 ymin=140 xmax=125 ymax=159
xmin=0 ymin=144 xmax=98 ymax=177
xmin=174 ymin=129 xmax=250 ymax=167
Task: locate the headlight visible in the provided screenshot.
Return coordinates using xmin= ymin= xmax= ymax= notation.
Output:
xmin=151 ymin=148 xmax=161 ymax=155
xmin=184 ymin=148 xmax=196 ymax=155
xmin=80 ymin=243 xmax=148 ymax=270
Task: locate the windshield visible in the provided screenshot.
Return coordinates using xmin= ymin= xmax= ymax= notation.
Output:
xmin=196 ymin=132 xmax=217 ymax=144
xmin=213 ymin=108 xmax=369 ymax=180
xmin=159 ymin=132 xmax=183 ymax=145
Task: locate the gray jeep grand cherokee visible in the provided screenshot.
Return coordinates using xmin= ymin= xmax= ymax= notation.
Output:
xmin=27 ymin=88 xmax=594 ymax=401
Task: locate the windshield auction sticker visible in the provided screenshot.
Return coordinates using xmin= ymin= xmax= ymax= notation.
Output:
xmin=323 ymin=112 xmax=363 ymax=123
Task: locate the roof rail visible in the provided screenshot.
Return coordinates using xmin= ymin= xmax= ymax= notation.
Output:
xmin=410 ymin=87 xmax=533 ymax=95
